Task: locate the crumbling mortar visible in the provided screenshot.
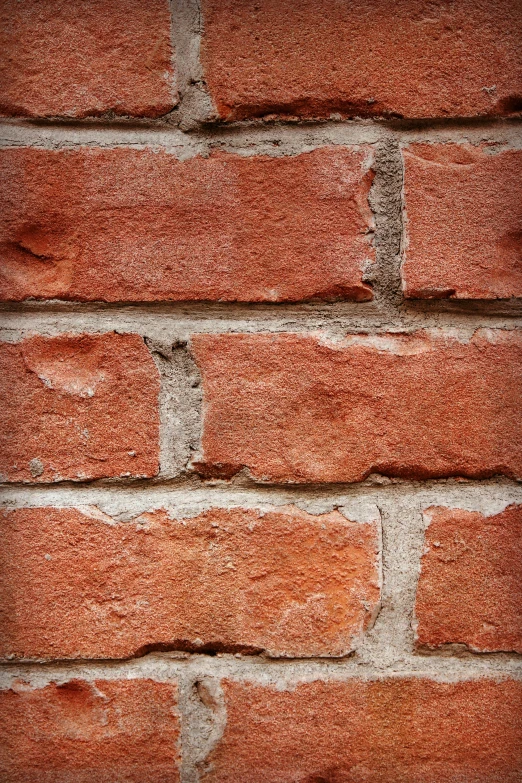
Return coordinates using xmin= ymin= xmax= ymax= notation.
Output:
xmin=367 ymin=138 xmax=404 ymax=312
xmin=1 ymin=116 xmax=521 ymax=150
xmin=144 ymin=338 xmax=202 ymax=479
xmin=177 ymin=673 xmax=226 ymax=783
xmin=1 ymin=461 xmax=521 ymax=494
xmin=1 ymin=476 xmax=521 ymax=517
xmin=402 ymin=296 xmax=522 ymax=318
xmin=170 ymin=0 xmax=218 ymax=131
xmin=1 ymin=651 xmax=521 ymax=691
xmin=1 ymin=308 xmax=521 ymax=344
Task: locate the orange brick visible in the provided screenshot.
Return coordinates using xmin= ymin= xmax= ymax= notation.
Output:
xmin=0 ymin=679 xmax=180 ymax=782
xmin=403 ymin=145 xmax=522 ymax=299
xmin=415 ymin=504 xmax=522 ymax=652
xmin=0 ymin=505 xmax=381 ymax=659
xmin=0 ymin=0 xmax=175 ymax=118
xmin=202 ymin=678 xmax=522 ymax=782
xmin=0 ymin=333 xmax=159 ymax=482
xmin=191 ymin=330 xmax=522 ymax=483
xmin=0 ymin=146 xmax=374 ymax=303
xmin=200 ymin=0 xmax=522 ymax=120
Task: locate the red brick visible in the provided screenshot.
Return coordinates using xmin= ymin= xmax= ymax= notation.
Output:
xmin=191 ymin=330 xmax=522 ymax=483
xmin=0 ymin=0 xmax=175 ymax=118
xmin=0 ymin=146 xmax=374 ymax=303
xmin=0 ymin=505 xmax=380 ymax=659
xmin=201 ymin=678 xmax=522 ymax=782
xmin=403 ymin=145 xmax=522 ymax=299
xmin=415 ymin=504 xmax=522 ymax=652
xmin=0 ymin=679 xmax=180 ymax=782
xmin=0 ymin=333 xmax=159 ymax=483
xmin=200 ymin=0 xmax=522 ymax=121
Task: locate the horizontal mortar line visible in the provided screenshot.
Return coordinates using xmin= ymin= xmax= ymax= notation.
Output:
xmin=0 ymin=652 xmax=520 ymax=684
xmin=0 ymin=301 xmax=394 ymax=318
xmin=2 ymin=299 xmax=522 ymax=316
xmin=0 ymin=116 xmax=521 ymax=151
xmin=1 ymin=307 xmax=521 ymax=334
xmin=0 ymin=650 xmax=521 ymax=668
xmin=400 ymin=300 xmax=522 ymax=318
xmin=188 ymin=114 xmax=522 ymax=137
xmin=2 ymin=113 xmax=522 ymax=134
xmin=1 ymin=475 xmax=521 ymax=506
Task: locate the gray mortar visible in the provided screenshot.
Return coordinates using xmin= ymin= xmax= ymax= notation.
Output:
xmin=177 ymin=674 xmax=227 ymax=783
xmin=171 ymin=0 xmax=218 ymax=130
xmin=1 ymin=645 xmax=520 ymax=694
xmin=1 ymin=305 xmax=522 ymax=344
xmin=3 ymin=117 xmax=522 ymax=152
xmin=145 ymin=338 xmax=202 ymax=478
xmin=2 ymin=476 xmax=520 ymax=516
xmin=367 ymin=139 xmax=404 ymax=309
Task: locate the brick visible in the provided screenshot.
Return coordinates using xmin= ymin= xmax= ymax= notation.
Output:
xmin=0 ymin=679 xmax=180 ymax=782
xmin=0 ymin=146 xmax=374 ymax=303
xmin=402 ymin=145 xmax=522 ymax=299
xmin=191 ymin=330 xmax=522 ymax=483
xmin=200 ymin=0 xmax=522 ymax=121
xmin=0 ymin=504 xmax=380 ymax=659
xmin=0 ymin=0 xmax=175 ymax=118
xmin=0 ymin=333 xmax=159 ymax=483
xmin=415 ymin=504 xmax=522 ymax=653
xmin=202 ymin=678 xmax=522 ymax=782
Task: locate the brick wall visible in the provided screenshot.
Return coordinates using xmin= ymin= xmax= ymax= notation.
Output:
xmin=0 ymin=1 xmax=521 ymax=780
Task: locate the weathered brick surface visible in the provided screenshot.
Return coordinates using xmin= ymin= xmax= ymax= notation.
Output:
xmin=0 ymin=147 xmax=374 ymax=303
xmin=200 ymin=0 xmax=522 ymax=121
xmin=0 ymin=334 xmax=159 ymax=483
xmin=0 ymin=679 xmax=180 ymax=782
xmin=0 ymin=0 xmax=520 ymax=770
xmin=0 ymin=505 xmax=380 ymax=659
xmin=0 ymin=0 xmax=175 ymax=118
xmin=415 ymin=504 xmax=522 ymax=652
xmin=403 ymin=145 xmax=522 ymax=299
xmin=192 ymin=330 xmax=522 ymax=483
xmin=202 ymin=678 xmax=522 ymax=782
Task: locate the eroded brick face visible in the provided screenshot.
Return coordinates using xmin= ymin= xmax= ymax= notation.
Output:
xmin=191 ymin=330 xmax=522 ymax=483
xmin=0 ymin=333 xmax=160 ymax=482
xmin=0 ymin=0 xmax=175 ymax=118
xmin=402 ymin=145 xmax=522 ymax=299
xmin=415 ymin=504 xmax=522 ymax=652
xmin=200 ymin=0 xmax=522 ymax=121
xmin=0 ymin=505 xmax=381 ymax=659
xmin=0 ymin=147 xmax=374 ymax=303
xmin=201 ymin=678 xmax=522 ymax=783
xmin=0 ymin=679 xmax=180 ymax=783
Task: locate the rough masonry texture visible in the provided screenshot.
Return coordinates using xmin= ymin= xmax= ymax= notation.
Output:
xmin=0 ymin=333 xmax=160 ymax=482
xmin=0 ymin=0 xmax=175 ymax=118
xmin=415 ymin=504 xmax=522 ymax=653
xmin=0 ymin=679 xmax=181 ymax=782
xmin=402 ymin=144 xmax=522 ymax=299
xmin=0 ymin=0 xmax=521 ymax=780
xmin=200 ymin=0 xmax=522 ymax=120
xmin=0 ymin=505 xmax=380 ymax=659
xmin=0 ymin=146 xmax=374 ymax=303
xmin=192 ymin=330 xmax=522 ymax=483
xmin=201 ymin=678 xmax=522 ymax=782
